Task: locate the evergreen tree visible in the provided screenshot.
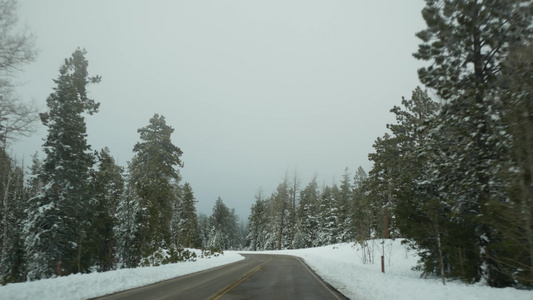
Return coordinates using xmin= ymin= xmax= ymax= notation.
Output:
xmin=89 ymin=148 xmax=124 ymax=271
xmin=288 ymin=171 xmax=300 ymax=249
xmin=25 ymin=49 xmax=100 ymax=279
xmin=0 ymin=151 xmax=26 ymax=283
xmin=273 ymin=179 xmax=291 ymax=250
xmin=338 ymin=168 xmax=354 ymax=242
xmin=352 ymin=166 xmax=371 ymax=242
xmin=386 ymin=88 xmax=449 ymax=282
xmin=317 ymin=185 xmax=339 ymax=245
xmin=115 ymin=176 xmax=139 ymax=268
xmin=128 ymin=114 xmax=183 ymax=258
xmin=492 ymin=43 xmax=533 ymax=286
xmin=413 ymin=0 xmax=533 ymax=286
xmin=294 ymin=175 xmax=320 ymax=248
xmin=207 ymin=197 xmax=240 ymax=250
xmin=247 ymin=189 xmax=269 ymax=251
xmin=197 ymin=213 xmax=209 ymax=249
xmin=367 ymin=134 xmax=397 ymax=239
xmin=172 ymin=183 xmax=199 ymax=248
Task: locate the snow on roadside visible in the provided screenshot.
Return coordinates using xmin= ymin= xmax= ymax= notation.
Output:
xmin=2 ymin=241 xmax=532 ymax=300
xmin=241 ymin=240 xmax=533 ymax=300
xmin=0 ymin=251 xmax=244 ymax=300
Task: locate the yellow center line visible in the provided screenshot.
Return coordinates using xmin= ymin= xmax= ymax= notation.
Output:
xmin=208 ymin=257 xmax=272 ymax=300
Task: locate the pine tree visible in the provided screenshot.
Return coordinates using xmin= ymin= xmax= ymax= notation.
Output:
xmin=172 ymin=183 xmax=199 ymax=248
xmin=386 ymin=88 xmax=449 ymax=282
xmin=288 ymin=171 xmax=300 ymax=249
xmin=413 ymin=0 xmax=533 ymax=286
xmin=24 ymin=49 xmax=100 ymax=280
xmin=273 ymin=179 xmax=291 ymax=250
xmin=0 ymin=150 xmax=26 ymax=283
xmin=88 ymin=148 xmax=124 ymax=271
xmin=207 ymin=197 xmax=240 ymax=250
xmin=367 ymin=134 xmax=397 ymax=239
xmin=338 ymin=168 xmax=354 ymax=242
xmin=115 ymin=177 xmax=140 ymax=268
xmin=295 ymin=175 xmax=320 ymax=248
xmin=128 ymin=114 xmax=183 ymax=259
xmin=492 ymin=43 xmax=533 ymax=286
xmin=317 ymin=185 xmax=339 ymax=245
xmin=247 ymin=189 xmax=269 ymax=251
xmin=352 ymin=166 xmax=370 ymax=242
xmin=197 ymin=213 xmax=209 ymax=249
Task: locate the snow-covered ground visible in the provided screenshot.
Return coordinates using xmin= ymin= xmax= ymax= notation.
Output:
xmin=1 ymin=240 xmax=532 ymax=300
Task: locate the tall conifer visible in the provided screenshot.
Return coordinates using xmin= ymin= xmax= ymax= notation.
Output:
xmin=25 ymin=49 xmax=100 ymax=279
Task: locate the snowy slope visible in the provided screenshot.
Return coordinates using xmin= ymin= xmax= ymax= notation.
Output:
xmin=1 ymin=240 xmax=532 ymax=300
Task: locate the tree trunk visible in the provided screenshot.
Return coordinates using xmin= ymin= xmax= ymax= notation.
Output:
xmin=290 ymin=183 xmax=296 ymax=249
xmin=436 ymin=231 xmax=446 ymax=285
xmin=278 ymin=207 xmax=285 ymax=250
xmin=383 ymin=206 xmax=389 ymax=239
xmin=1 ymin=173 xmax=11 ymax=266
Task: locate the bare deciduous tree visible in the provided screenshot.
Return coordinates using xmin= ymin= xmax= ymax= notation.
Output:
xmin=0 ymin=0 xmax=37 ymax=142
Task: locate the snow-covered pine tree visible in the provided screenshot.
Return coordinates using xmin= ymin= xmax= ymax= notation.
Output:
xmin=246 ymin=189 xmax=269 ymax=251
xmin=337 ymin=168 xmax=354 ymax=242
xmin=352 ymin=166 xmax=370 ymax=242
xmin=385 ymin=88 xmax=448 ymax=282
xmin=492 ymin=43 xmax=533 ymax=287
xmin=294 ymin=175 xmax=320 ymax=248
xmin=128 ymin=114 xmax=183 ymax=259
xmin=288 ymin=171 xmax=300 ymax=249
xmin=25 ymin=49 xmax=100 ymax=280
xmin=414 ymin=0 xmax=533 ymax=286
xmin=197 ymin=213 xmax=209 ymax=249
xmin=88 ymin=148 xmax=124 ymax=271
xmin=207 ymin=197 xmax=240 ymax=250
xmin=0 ymin=150 xmax=27 ymax=284
xmin=115 ymin=177 xmax=141 ymax=268
xmin=317 ymin=185 xmax=340 ymax=245
xmin=272 ymin=179 xmax=291 ymax=250
xmin=172 ymin=182 xmax=199 ymax=248
xmin=367 ymin=133 xmax=397 ymax=240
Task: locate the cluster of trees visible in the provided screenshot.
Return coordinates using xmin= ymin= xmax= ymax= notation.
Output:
xmin=364 ymin=0 xmax=533 ymax=288
xmin=0 ymin=45 xmax=247 ymax=283
xmin=246 ymin=167 xmax=375 ymax=251
xmin=245 ymin=0 xmax=533 ymax=289
xmin=201 ymin=197 xmax=243 ymax=250
xmin=0 ymin=47 xmax=206 ymax=282
xmin=0 ymin=1 xmax=244 ymax=283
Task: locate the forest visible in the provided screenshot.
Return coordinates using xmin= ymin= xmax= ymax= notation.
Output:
xmin=1 ymin=0 xmax=533 ymax=289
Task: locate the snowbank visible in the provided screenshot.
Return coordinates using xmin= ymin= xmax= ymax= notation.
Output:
xmin=0 ymin=250 xmax=244 ymax=300
xmin=2 ymin=241 xmax=532 ymax=300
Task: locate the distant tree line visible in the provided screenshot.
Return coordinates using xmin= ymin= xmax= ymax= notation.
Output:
xmin=246 ymin=168 xmax=374 ymax=251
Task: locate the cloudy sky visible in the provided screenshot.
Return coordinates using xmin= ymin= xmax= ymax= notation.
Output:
xmin=13 ymin=0 xmax=426 ymax=220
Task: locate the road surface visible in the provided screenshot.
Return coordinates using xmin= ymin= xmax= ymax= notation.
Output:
xmin=93 ymin=254 xmax=348 ymax=300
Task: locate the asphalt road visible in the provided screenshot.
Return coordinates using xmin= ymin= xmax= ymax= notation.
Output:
xmin=93 ymin=254 xmax=348 ymax=300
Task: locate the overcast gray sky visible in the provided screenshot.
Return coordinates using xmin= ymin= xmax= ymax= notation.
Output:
xmin=13 ymin=0 xmax=426 ymax=220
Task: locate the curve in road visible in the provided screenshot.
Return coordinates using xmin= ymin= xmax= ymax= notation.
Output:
xmin=93 ymin=254 xmax=348 ymax=300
